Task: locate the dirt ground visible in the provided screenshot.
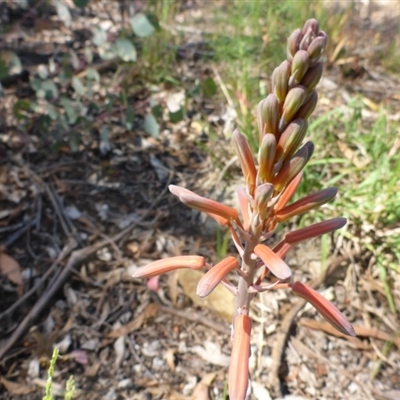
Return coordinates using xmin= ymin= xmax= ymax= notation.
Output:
xmin=0 ymin=1 xmax=399 ymax=399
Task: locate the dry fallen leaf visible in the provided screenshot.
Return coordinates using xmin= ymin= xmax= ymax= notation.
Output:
xmin=0 ymin=377 xmax=36 ymax=395
xmin=192 ymin=372 xmax=216 ymax=400
xmin=0 ymin=247 xmax=23 ymax=296
xmin=164 ymin=348 xmax=176 ymax=371
xmin=108 ymin=313 xmax=145 ymax=338
xmin=176 ymin=269 xmax=234 ymax=322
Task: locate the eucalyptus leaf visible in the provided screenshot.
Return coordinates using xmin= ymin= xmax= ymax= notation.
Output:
xmin=47 ymin=103 xmax=58 ymax=121
xmin=99 ymin=124 xmax=111 ymax=155
xmin=37 ymin=64 xmax=48 ymax=79
xmin=72 ymin=76 xmax=85 ymax=96
xmin=115 ymin=38 xmax=137 ymax=62
xmin=130 ymin=14 xmax=155 ymax=37
xmin=56 ymin=1 xmax=72 ymax=27
xmin=86 ymin=68 xmax=100 ymax=82
xmin=144 ymin=113 xmax=159 ymax=138
xmin=69 ymin=49 xmax=80 ymax=70
xmin=92 ymin=27 xmax=107 ymax=47
xmin=60 ymin=97 xmax=77 ymax=124
xmin=40 ymin=80 xmax=59 ymax=100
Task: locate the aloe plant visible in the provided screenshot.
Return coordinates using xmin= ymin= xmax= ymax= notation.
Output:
xmin=133 ymin=19 xmax=355 ymax=400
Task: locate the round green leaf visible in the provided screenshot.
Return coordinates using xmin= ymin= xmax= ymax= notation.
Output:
xmin=115 ymin=38 xmax=137 ymax=62
xmin=130 ymin=14 xmax=155 ymax=38
xmin=144 ymin=113 xmax=159 ymax=138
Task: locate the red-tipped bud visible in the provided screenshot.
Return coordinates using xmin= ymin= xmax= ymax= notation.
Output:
xmin=253 ymin=244 xmax=291 ymax=280
xmin=287 ymin=28 xmax=303 ymax=61
xmin=291 ymin=50 xmax=310 ymax=85
xmin=275 ymin=119 xmax=308 ymax=162
xmin=276 ymin=187 xmax=338 ymax=222
xmin=291 ymin=281 xmax=355 ymax=336
xmin=132 ymin=255 xmax=205 ymax=279
xmin=273 ymin=145 xmax=309 ymax=192
xmin=301 ymin=62 xmax=323 ymax=92
xmin=229 ymin=314 xmax=252 ymax=400
xmin=169 ymin=185 xmax=239 ymax=224
xmin=196 ymin=256 xmax=239 ymax=297
xmin=232 ymin=130 xmax=257 ymax=196
xmin=258 ymin=133 xmax=276 ymax=183
xmin=280 ymin=86 xmax=307 ymax=131
xmin=254 ymin=183 xmax=274 ymax=220
xmin=272 ymin=60 xmax=291 ymax=103
xmin=285 ymin=217 xmax=347 ymax=245
xmin=257 ymin=94 xmax=280 ymax=141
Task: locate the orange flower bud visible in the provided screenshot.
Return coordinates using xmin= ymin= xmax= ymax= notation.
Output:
xmin=273 ymin=144 xmax=309 ymax=192
xmin=229 ymin=314 xmax=252 ymax=400
xmin=254 ymin=244 xmax=291 ymax=280
xmin=285 ymin=217 xmax=347 ymax=245
xmin=232 ymin=130 xmax=257 ymax=196
xmin=257 ymin=94 xmax=279 ymax=142
xmin=276 ymin=187 xmax=338 ymax=222
xmin=274 ymin=170 xmax=303 ymax=211
xmin=254 ymin=183 xmax=274 ymax=220
xmin=132 ymin=256 xmax=205 ymax=279
xmin=275 ymin=119 xmax=307 ymax=162
xmin=196 ymin=256 xmax=239 ymax=297
xmin=291 ymin=281 xmax=355 ymax=336
xmin=258 ymin=133 xmax=276 ymax=184
xmin=169 ymin=185 xmax=239 ymax=224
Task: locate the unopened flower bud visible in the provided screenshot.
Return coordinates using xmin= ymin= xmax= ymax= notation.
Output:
xmin=132 ymin=255 xmax=205 ymax=279
xmin=272 ymin=61 xmax=291 ymax=103
xmin=275 ymin=119 xmax=308 ymax=162
xmin=285 ymin=217 xmax=347 ymax=244
xmin=197 ymin=256 xmax=239 ymax=297
xmin=302 ymin=18 xmax=320 ymax=36
xmin=295 ymin=90 xmax=318 ymax=120
xmin=273 ymin=144 xmax=309 ymax=192
xmin=254 ymin=183 xmax=274 ymax=220
xmin=258 ymin=133 xmax=276 ymax=183
xmin=307 ymin=32 xmax=327 ymax=64
xmin=257 ymin=94 xmax=280 ymax=141
xmin=290 ymin=50 xmax=310 ymax=85
xmin=232 ymin=130 xmax=257 ymax=196
xmin=254 ymin=244 xmax=292 ymax=280
xmin=291 ymin=281 xmax=355 ymax=336
xmin=280 ymin=86 xmax=307 ymax=132
xmin=276 ymin=187 xmax=338 ymax=222
xmin=286 ymin=28 xmax=303 ymax=61
xmin=301 ymin=62 xmax=323 ymax=92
